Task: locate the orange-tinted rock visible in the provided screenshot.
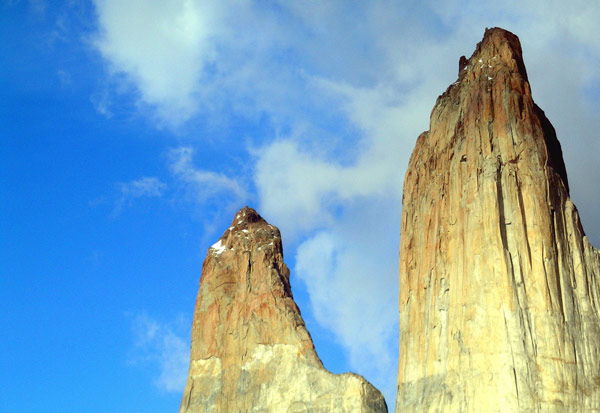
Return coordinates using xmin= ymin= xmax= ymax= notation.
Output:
xmin=396 ymin=28 xmax=600 ymax=412
xmin=180 ymin=207 xmax=387 ymax=412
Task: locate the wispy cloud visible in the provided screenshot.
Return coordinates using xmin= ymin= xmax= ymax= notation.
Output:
xmin=114 ymin=176 xmax=166 ymax=215
xmin=119 ymin=176 xmax=167 ymax=198
xmin=90 ymin=89 xmax=113 ymax=119
xmin=168 ymin=146 xmax=246 ymax=206
xmin=109 ymin=149 xmax=245 ymax=236
xmin=129 ymin=313 xmax=190 ymax=393
xmin=57 ymin=69 xmax=72 ymax=87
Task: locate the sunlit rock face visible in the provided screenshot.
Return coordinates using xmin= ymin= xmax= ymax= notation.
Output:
xmin=180 ymin=207 xmax=387 ymax=413
xmin=396 ymin=28 xmax=600 ymax=412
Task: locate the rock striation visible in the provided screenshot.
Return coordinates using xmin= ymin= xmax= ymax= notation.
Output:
xmin=396 ymin=28 xmax=600 ymax=412
xmin=180 ymin=207 xmax=387 ymax=413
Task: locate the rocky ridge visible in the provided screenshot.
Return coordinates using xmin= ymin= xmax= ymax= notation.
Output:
xmin=396 ymin=28 xmax=600 ymax=412
xmin=180 ymin=207 xmax=387 ymax=412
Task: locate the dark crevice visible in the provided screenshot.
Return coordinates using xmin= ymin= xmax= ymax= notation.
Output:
xmin=515 ymin=173 xmax=533 ymax=268
xmin=534 ymin=103 xmax=570 ymax=194
xmin=496 ymin=159 xmax=509 ymax=251
xmin=246 ymin=253 xmax=252 ymax=293
xmin=512 ymin=367 xmax=520 ymax=407
xmin=503 ymin=309 xmax=520 ymax=406
xmin=550 ymin=211 xmax=566 ymax=320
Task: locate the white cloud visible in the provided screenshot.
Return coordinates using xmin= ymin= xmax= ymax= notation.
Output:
xmin=114 ymin=176 xmax=166 ymax=214
xmin=129 ymin=313 xmax=190 ymax=393
xmin=295 ymin=200 xmax=400 ymax=400
xmin=254 ymin=140 xmax=342 ymax=237
xmin=92 ymin=0 xmax=223 ymax=124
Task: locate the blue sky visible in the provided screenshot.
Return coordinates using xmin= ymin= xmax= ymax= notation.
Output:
xmin=2 ymin=1 xmax=600 ymax=411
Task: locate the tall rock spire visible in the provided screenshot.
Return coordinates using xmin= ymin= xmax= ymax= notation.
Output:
xmin=396 ymin=28 xmax=600 ymax=411
xmin=180 ymin=207 xmax=387 ymax=412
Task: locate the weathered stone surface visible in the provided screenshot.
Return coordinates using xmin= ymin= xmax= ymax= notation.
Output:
xmin=180 ymin=207 xmax=387 ymax=413
xmin=396 ymin=28 xmax=600 ymax=412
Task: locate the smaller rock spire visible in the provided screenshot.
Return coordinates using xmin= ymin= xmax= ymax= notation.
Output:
xmin=181 ymin=207 xmax=387 ymax=412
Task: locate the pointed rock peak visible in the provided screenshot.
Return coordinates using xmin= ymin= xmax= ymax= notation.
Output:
xmin=439 ymin=28 xmax=569 ymax=195
xmin=458 ymin=27 xmax=528 ymax=81
xmin=477 ymin=27 xmax=524 ymax=62
xmin=226 ymin=206 xmax=276 ymax=236
xmin=210 ymin=206 xmax=282 ymax=257
xmin=231 ymin=206 xmax=266 ymax=227
xmin=182 ymin=207 xmax=387 ymax=412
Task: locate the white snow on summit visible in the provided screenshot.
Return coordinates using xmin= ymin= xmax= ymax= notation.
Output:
xmin=210 ymin=239 xmax=227 ymax=254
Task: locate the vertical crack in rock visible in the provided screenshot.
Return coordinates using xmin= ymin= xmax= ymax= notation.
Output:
xmin=397 ymin=27 xmax=600 ymax=412
xmin=180 ymin=206 xmax=387 ymax=412
xmin=496 ymin=157 xmax=509 ymax=253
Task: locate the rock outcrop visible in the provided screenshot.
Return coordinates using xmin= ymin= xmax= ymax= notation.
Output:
xmin=180 ymin=207 xmax=387 ymax=412
xmin=396 ymin=28 xmax=600 ymax=412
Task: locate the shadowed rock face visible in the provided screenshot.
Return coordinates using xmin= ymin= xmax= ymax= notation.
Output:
xmin=180 ymin=207 xmax=387 ymax=413
xmin=397 ymin=28 xmax=600 ymax=412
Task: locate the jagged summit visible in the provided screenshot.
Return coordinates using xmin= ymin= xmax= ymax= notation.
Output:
xmin=458 ymin=27 xmax=528 ymax=80
xmin=181 ymin=207 xmax=387 ymax=412
xmin=437 ymin=27 xmax=569 ymax=193
xmin=209 ymin=206 xmax=284 ymax=260
xmin=230 ymin=206 xmax=267 ymax=227
xmin=397 ymin=28 xmax=600 ymax=411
